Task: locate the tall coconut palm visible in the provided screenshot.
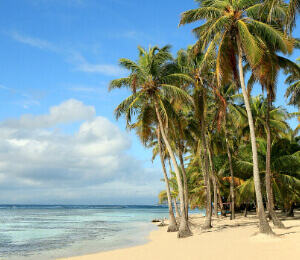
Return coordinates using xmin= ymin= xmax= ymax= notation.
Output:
xmin=243 ymin=93 xmax=290 ymax=224
xmin=109 ymin=45 xmax=193 ymax=238
xmin=166 ymin=100 xmax=193 ymax=220
xmin=156 ymin=126 xmax=178 ymax=231
xmin=243 ymin=95 xmax=290 ymax=227
xmin=180 ymin=0 xmax=293 ymax=234
xmin=213 ymin=85 xmax=247 ymax=219
xmin=176 ymin=46 xmax=215 ymax=229
xmin=248 ymin=0 xmax=299 ymax=226
xmin=125 ymin=74 xmax=179 ymax=232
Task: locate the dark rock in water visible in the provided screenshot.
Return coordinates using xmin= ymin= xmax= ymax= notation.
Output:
xmin=151 ymin=219 xmax=160 ymax=223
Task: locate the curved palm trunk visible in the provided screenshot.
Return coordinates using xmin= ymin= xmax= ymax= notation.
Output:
xmin=173 ymin=198 xmax=181 ymax=218
xmin=154 ymin=101 xmax=192 ymax=238
xmin=265 ymin=90 xmax=285 ymax=228
xmin=201 ymin=120 xmax=212 ymax=229
xmin=224 ymin=117 xmax=235 ymax=220
xmin=237 ymin=38 xmax=273 ymax=234
xmin=207 ymin=139 xmax=219 ymax=218
xmin=156 ymin=126 xmax=178 ymax=232
xmin=178 ymin=147 xmax=189 ymax=220
xmin=168 ymin=159 xmax=180 ymax=218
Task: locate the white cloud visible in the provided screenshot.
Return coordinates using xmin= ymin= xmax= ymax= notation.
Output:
xmin=0 ymin=83 xmax=41 ymax=109
xmin=0 ymin=84 xmax=11 ymax=90
xmin=4 ymin=99 xmax=95 ymax=129
xmin=68 ymin=51 xmax=125 ymax=76
xmin=11 ymin=99 xmax=40 ymax=109
xmin=0 ymin=100 xmax=163 ymax=204
xmin=9 ymin=31 xmax=59 ymax=52
xmin=7 ymin=31 xmax=125 ymax=77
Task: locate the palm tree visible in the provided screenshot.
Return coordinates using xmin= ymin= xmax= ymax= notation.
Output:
xmin=236 ymin=137 xmax=300 ymax=214
xmin=167 ymin=164 xmax=182 ymax=218
xmin=180 ymin=0 xmax=293 ymax=234
xmin=286 ymin=57 xmax=300 ymax=103
xmin=213 ymin=85 xmax=247 ymax=219
xmin=286 ymin=0 xmax=300 ymax=34
xmin=247 ymin=1 xmax=299 ymax=226
xmin=176 ymin=46 xmax=215 ymax=229
xmin=165 ymin=99 xmax=193 ymax=220
xmin=156 ymin=126 xmax=178 ymax=231
xmin=244 ymin=95 xmax=290 ymax=227
xmin=244 ymin=0 xmax=299 ymax=35
xmin=109 ymin=45 xmax=193 ymax=238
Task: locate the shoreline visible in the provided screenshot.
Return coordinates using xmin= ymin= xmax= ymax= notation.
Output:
xmin=60 ymin=211 xmax=300 ymax=260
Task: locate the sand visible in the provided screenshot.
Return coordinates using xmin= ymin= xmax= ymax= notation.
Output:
xmin=60 ymin=211 xmax=300 ymax=260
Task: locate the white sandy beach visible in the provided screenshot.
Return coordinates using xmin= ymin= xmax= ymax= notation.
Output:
xmin=60 ymin=211 xmax=300 ymax=260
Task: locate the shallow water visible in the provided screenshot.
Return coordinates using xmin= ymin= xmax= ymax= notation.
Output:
xmin=0 ymin=205 xmax=202 ymax=259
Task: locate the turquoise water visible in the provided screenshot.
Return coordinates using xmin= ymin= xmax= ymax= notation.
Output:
xmin=0 ymin=205 xmax=202 ymax=259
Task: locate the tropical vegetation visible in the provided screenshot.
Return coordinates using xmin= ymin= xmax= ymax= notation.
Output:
xmin=109 ymin=0 xmax=300 ymax=237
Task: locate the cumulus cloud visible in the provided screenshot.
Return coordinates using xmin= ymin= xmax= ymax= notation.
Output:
xmin=3 ymin=99 xmax=95 ymax=129
xmin=0 ymin=99 xmax=162 ymax=204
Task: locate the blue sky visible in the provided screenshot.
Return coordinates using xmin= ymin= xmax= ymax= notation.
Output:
xmin=0 ymin=0 xmax=299 ymax=204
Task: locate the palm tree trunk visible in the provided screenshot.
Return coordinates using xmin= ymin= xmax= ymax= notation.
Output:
xmin=211 ymin=175 xmax=218 ymax=218
xmin=168 ymin=159 xmax=180 ymax=218
xmin=206 ymin=138 xmax=219 ymax=218
xmin=168 ymin=158 xmax=172 ymax=173
xmin=237 ymin=37 xmax=273 ymax=234
xmin=217 ymin=186 xmax=225 ymax=216
xmin=198 ymin=144 xmax=207 ymax=186
xmin=173 ymin=198 xmax=181 ymax=218
xmin=156 ymin=126 xmax=178 ymax=232
xmin=244 ymin=204 xmax=248 ymax=217
xmin=200 ymin=120 xmax=212 ymax=229
xmin=265 ymin=90 xmax=285 ymax=228
xmin=286 ymin=202 xmax=295 ymax=217
xmin=178 ymin=147 xmax=189 ymax=220
xmin=224 ymin=116 xmax=235 ymax=220
xmin=154 ymin=100 xmax=192 ymax=238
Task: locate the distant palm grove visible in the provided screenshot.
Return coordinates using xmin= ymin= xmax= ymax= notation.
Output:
xmin=109 ymin=0 xmax=300 ymax=237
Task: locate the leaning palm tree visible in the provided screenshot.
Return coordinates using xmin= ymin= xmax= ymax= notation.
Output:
xmin=109 ymin=45 xmax=193 ymax=238
xmin=156 ymin=126 xmax=178 ymax=231
xmin=143 ymin=122 xmax=178 ymax=232
xmin=180 ymin=0 xmax=293 ymax=234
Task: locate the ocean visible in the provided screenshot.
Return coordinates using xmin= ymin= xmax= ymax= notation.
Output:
xmin=0 ymin=205 xmax=202 ymax=259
